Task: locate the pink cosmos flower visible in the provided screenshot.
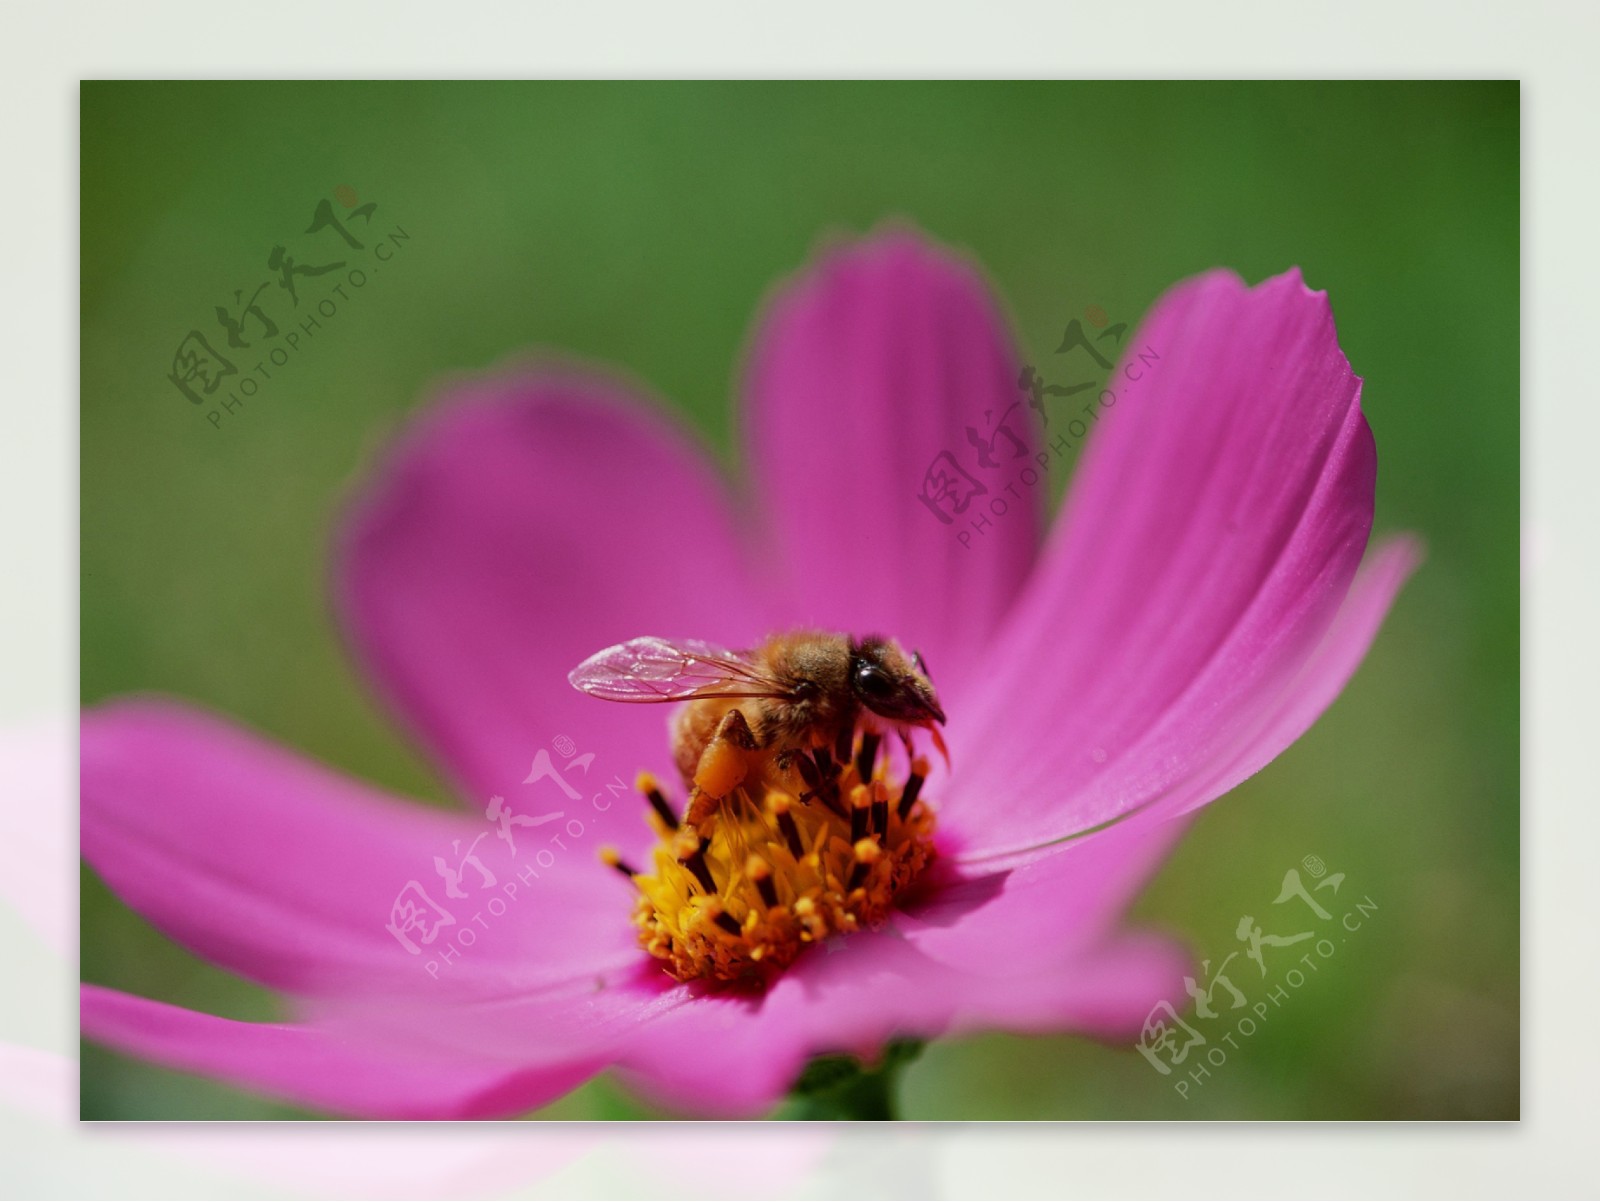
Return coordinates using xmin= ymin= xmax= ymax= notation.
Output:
xmin=80 ymin=228 xmax=1419 ymax=1118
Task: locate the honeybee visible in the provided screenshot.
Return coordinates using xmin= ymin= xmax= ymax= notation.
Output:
xmin=568 ymin=631 xmax=946 ymax=829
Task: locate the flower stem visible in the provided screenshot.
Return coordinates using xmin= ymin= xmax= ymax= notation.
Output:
xmin=784 ymin=1040 xmax=923 ymax=1121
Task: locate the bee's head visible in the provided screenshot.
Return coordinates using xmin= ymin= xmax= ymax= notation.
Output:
xmin=848 ymin=636 xmax=946 ymax=726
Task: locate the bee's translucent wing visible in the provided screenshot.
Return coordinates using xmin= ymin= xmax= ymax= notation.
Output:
xmin=567 ymin=636 xmax=793 ymax=703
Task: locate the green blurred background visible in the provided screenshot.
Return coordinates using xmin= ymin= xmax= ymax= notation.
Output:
xmin=80 ymin=81 xmax=1519 ymax=1120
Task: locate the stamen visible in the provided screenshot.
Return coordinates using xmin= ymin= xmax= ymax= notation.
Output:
xmin=599 ymin=845 xmax=638 ymax=878
xmin=678 ymin=834 xmax=716 ymax=895
xmin=870 ymin=779 xmax=889 ymax=837
xmin=636 ymin=771 xmax=679 ymax=831
xmin=625 ymin=730 xmax=938 ymax=983
xmin=849 ymin=784 xmax=871 ymax=844
xmin=847 ymin=837 xmax=881 ymax=892
xmin=897 ymin=756 xmax=929 ymax=820
xmin=747 ymin=854 xmax=779 ymax=908
xmin=855 ymin=730 xmax=881 ymax=782
xmin=768 ymin=791 xmax=806 ymax=857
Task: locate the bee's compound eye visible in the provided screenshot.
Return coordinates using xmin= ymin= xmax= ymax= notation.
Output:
xmin=853 ymin=663 xmax=895 ymax=701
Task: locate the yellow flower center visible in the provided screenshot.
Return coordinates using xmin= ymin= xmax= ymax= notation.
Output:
xmin=601 ymin=735 xmax=938 ymax=983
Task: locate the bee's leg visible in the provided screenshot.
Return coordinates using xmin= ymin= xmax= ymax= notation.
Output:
xmin=684 ymin=708 xmax=760 ymax=829
xmin=790 ymin=749 xmax=843 ymax=818
xmin=806 ymin=747 xmax=849 ymax=817
xmin=772 ymin=748 xmax=807 ymax=805
xmin=792 ymin=750 xmax=818 ymax=799
xmin=672 ymin=710 xmax=699 ymax=790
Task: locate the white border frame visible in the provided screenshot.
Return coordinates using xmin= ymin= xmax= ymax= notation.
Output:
xmin=5 ymin=3 xmax=1590 ymax=1196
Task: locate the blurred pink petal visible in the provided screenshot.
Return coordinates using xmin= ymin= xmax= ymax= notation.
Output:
xmin=336 ymin=368 xmax=780 ymax=816
xmin=743 ymin=230 xmax=1041 ymax=697
xmin=80 ymin=985 xmax=606 ymax=1120
xmin=80 ymin=699 xmax=634 ymax=998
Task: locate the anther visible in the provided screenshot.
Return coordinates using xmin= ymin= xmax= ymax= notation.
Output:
xmin=678 ymin=835 xmax=717 ymax=895
xmin=747 ymin=854 xmax=779 ymax=908
xmin=636 ymin=771 xmax=678 ymax=830
xmin=849 ymin=785 xmax=871 ymax=844
xmin=897 ymin=756 xmax=929 ymax=820
xmin=847 ymin=837 xmax=881 ymax=891
xmin=855 ymin=730 xmax=881 ymax=782
xmin=768 ymin=791 xmax=806 ymax=858
xmin=599 ymin=846 xmax=639 ymax=877
xmin=870 ymin=779 xmax=889 ymax=837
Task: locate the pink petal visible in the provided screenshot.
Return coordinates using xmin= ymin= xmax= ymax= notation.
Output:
xmin=80 ymin=985 xmax=606 ymax=1119
xmin=614 ymin=920 xmax=1185 ymax=1117
xmin=742 ymin=228 xmax=1041 ymax=696
xmin=613 ymin=932 xmax=969 ymax=1116
xmin=1095 ymin=535 xmax=1425 ymax=839
xmin=957 ymin=929 xmax=1191 ymax=1038
xmin=285 ymin=957 xmax=695 ymax=1074
xmin=335 ymin=367 xmax=780 ymax=828
xmin=894 ymin=814 xmax=1190 ymax=975
xmin=80 ymin=699 xmax=634 ymax=999
xmin=945 ymin=269 xmax=1412 ymax=861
